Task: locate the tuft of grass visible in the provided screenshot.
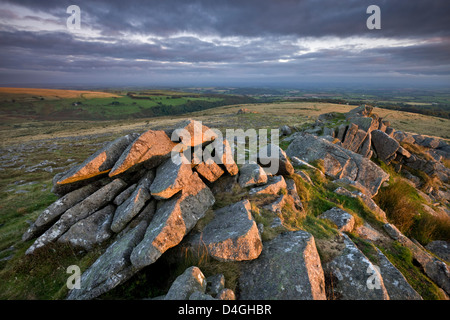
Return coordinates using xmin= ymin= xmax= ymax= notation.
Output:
xmin=374 ymin=179 xmax=422 ymax=234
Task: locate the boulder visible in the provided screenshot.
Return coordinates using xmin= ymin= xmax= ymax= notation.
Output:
xmin=67 ymin=219 xmax=150 ymax=300
xmin=239 ymin=231 xmax=326 ymax=300
xmin=194 ymin=161 xmax=224 ymax=183
xmin=286 ymin=133 xmax=389 ymax=197
xmin=26 ymin=179 xmax=127 ymax=255
xmin=164 ymin=266 xmax=207 ymax=300
xmin=187 ymin=200 xmax=262 ymax=262
xmin=238 ymin=162 xmax=268 ymax=188
xmin=375 ymin=248 xmax=422 ymax=300
xmin=326 ymin=234 xmax=389 ymax=300
xmin=170 ymin=119 xmax=217 ymax=148
xmin=393 ymin=131 xmax=415 ymax=144
xmin=58 ymin=204 xmax=115 ymax=250
xmin=346 ymin=105 xmax=373 ymax=119
xmin=258 ymin=143 xmax=294 ymax=176
xmin=130 ymin=172 xmax=215 ymax=269
xmin=22 ymin=181 xmax=107 ymax=241
xmin=249 ymin=175 xmax=287 ymax=196
xmin=55 ymin=134 xmax=138 ymax=185
xmin=425 ymin=241 xmax=450 ymax=262
xmin=350 ymin=116 xmax=379 ymax=133
xmin=109 ymin=130 xmax=177 ymax=177
xmin=318 ymin=207 xmax=355 ymax=232
xmin=150 ymin=154 xmax=192 ymax=200
xmin=110 ymin=171 xmax=154 ymax=233
xmin=371 ymin=130 xmax=400 ymax=163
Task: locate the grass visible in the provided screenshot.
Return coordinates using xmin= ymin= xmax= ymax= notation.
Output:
xmin=0 ymin=242 xmax=103 ymax=299
xmin=374 ymin=177 xmax=450 ymax=245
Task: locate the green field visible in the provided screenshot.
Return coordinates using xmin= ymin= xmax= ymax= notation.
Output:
xmin=0 ymin=88 xmax=253 ymax=122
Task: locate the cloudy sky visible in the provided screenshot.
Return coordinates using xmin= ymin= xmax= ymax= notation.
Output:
xmin=0 ymin=0 xmax=449 ymax=88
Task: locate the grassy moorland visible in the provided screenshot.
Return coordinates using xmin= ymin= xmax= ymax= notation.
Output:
xmin=0 ymin=88 xmax=449 ymax=299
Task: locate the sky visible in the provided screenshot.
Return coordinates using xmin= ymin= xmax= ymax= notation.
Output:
xmin=0 ymin=0 xmax=449 ymax=88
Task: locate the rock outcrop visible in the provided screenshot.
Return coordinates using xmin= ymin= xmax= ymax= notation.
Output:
xmin=22 ymin=110 xmax=449 ymax=301
xmin=286 ymin=133 xmax=389 ymax=197
xmin=238 ymin=231 xmax=326 ymax=300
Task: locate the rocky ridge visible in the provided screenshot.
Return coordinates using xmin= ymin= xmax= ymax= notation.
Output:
xmin=22 ymin=107 xmax=450 ymax=300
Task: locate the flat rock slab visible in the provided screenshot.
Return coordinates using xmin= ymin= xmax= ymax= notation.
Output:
xmin=56 ymin=134 xmax=138 ymax=185
xmin=319 ymin=207 xmax=355 ymax=232
xmin=26 ymin=179 xmax=127 ymax=255
xmin=239 ymin=230 xmax=326 ymax=300
xmin=58 ymin=204 xmax=115 ymax=250
xmin=164 ymin=266 xmax=207 ymax=300
xmin=150 ymin=154 xmax=193 ymax=200
xmin=189 ymin=200 xmax=262 ymax=262
xmin=109 ymin=130 xmax=176 ymax=177
xmin=238 ymin=162 xmax=267 ymax=188
xmin=130 ymin=172 xmax=215 ymax=269
xmin=326 ymin=234 xmax=389 ymax=300
xmin=67 ymin=219 xmax=149 ymax=300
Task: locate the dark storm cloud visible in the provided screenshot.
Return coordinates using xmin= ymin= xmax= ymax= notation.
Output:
xmin=0 ymin=0 xmax=449 ymax=86
xmin=3 ymin=0 xmax=449 ymax=38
